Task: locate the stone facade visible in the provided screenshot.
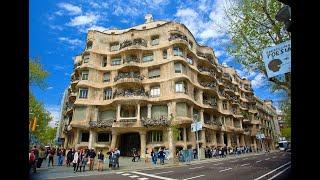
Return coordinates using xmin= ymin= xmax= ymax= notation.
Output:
xmin=58 ymin=18 xmax=279 ymax=157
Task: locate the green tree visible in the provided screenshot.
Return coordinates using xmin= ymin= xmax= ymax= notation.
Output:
xmin=29 ymin=58 xmax=49 ymax=89
xmin=280 ymin=127 xmax=291 ymax=140
xmin=223 ymin=0 xmax=291 ymax=96
xmin=29 ymin=58 xmax=56 ymax=145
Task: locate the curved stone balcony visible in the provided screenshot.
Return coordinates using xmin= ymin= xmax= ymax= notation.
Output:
xmin=89 ymin=118 xmax=115 ymax=128
xmin=141 ymin=116 xmax=170 ymax=127
xmin=114 ymin=88 xmax=149 ymax=98
xmin=199 ymin=81 xmax=217 ymax=88
xmin=114 ymin=72 xmax=144 ymax=83
xmin=119 ymin=38 xmax=147 ymax=50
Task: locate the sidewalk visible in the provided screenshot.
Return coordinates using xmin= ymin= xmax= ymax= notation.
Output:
xmin=30 ymin=150 xmax=280 ymax=180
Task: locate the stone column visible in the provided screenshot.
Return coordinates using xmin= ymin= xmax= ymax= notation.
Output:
xmin=240 ymin=119 xmax=243 ymax=129
xmin=200 ymin=109 xmax=204 ymax=124
xmin=212 ymin=131 xmax=217 ymax=147
xmin=183 ymin=127 xmax=187 ymax=149
xmin=220 ymin=132 xmax=224 ymax=146
xmin=171 ymin=101 xmax=176 ymax=117
xmin=240 ymin=135 xmax=245 ymax=146
xmin=147 ymin=104 xmax=152 ymax=119
xmin=201 ymin=129 xmax=206 ymax=147
xmin=117 ymin=104 xmax=121 ymax=121
xmin=111 ymin=132 xmax=118 ymax=149
xmin=168 ymin=128 xmax=175 ymax=159
xmin=75 ymin=128 xmax=80 ymax=145
xmin=137 ymin=103 xmax=141 ymax=124
xmin=190 ymin=105 xmax=193 ymax=119
xmin=231 ymin=118 xmax=234 ymax=127
xmin=236 ymin=135 xmax=240 ymax=147
xmin=227 ymin=133 xmax=231 ymax=147
xmin=140 ymin=131 xmax=146 ymax=158
xmin=253 ymin=137 xmax=257 ymax=152
xmin=88 ymin=129 xmax=96 ymax=149
xmin=199 ymin=89 xmax=203 ymax=104
xmin=167 ymin=102 xmax=171 ymax=118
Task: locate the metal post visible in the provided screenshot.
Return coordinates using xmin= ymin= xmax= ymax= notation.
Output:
xmin=195 ymin=130 xmax=200 ymax=161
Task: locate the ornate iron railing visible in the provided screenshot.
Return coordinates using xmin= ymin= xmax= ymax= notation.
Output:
xmin=141 ymin=116 xmax=170 ymax=127
xmin=114 ymin=72 xmax=144 ymax=82
xmin=89 ymin=119 xmax=115 ymax=128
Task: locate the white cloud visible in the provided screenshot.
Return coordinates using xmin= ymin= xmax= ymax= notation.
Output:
xmin=88 ymin=25 xmax=107 ymax=31
xmin=236 ymin=66 xmax=258 ymax=80
xmin=214 ymin=50 xmax=224 ymax=58
xmin=49 ymin=25 xmax=63 ymax=31
xmin=45 ymin=104 xmax=61 ymax=128
xmin=53 ymin=65 xmax=66 ymax=70
xmin=47 ymin=87 xmax=53 ymax=90
xmin=112 ymin=4 xmax=139 ymax=16
xmin=251 ymin=73 xmax=267 ymax=89
xmin=59 ymin=37 xmax=83 ymax=46
xmin=58 ymin=3 xmax=82 ymax=15
xmin=89 ymin=2 xmax=100 ymax=8
xmin=222 ymin=56 xmax=233 ymax=64
xmin=120 ymin=19 xmax=129 ymax=24
xmin=64 ymin=72 xmax=69 ymax=76
xmin=67 ymin=14 xmax=99 ymax=26
xmin=55 ymin=11 xmax=63 ymax=16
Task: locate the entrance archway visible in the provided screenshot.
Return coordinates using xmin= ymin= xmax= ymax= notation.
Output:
xmin=119 ymin=133 xmax=140 ymax=157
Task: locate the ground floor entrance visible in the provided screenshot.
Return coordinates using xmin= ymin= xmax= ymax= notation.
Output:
xmin=119 ymin=133 xmax=140 ymax=157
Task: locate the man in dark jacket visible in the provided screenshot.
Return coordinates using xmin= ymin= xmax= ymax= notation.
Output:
xmin=158 ymin=148 xmax=166 ymax=165
xmin=89 ymin=148 xmax=96 ymax=171
xmin=66 ymin=148 xmax=74 ymax=167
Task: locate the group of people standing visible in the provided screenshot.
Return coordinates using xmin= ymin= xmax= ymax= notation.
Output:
xmin=150 ymin=148 xmax=166 ymax=165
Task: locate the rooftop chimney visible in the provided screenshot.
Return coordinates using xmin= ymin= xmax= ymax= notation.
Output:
xmin=144 ymin=14 xmax=153 ymax=23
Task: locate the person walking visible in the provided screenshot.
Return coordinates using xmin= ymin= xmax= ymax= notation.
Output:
xmin=81 ymin=148 xmax=89 ymax=172
xmin=36 ymin=147 xmax=45 ymax=168
xmin=66 ymin=148 xmax=74 ymax=167
xmin=61 ymin=148 xmax=66 ymax=166
xmin=47 ymin=148 xmax=55 ymax=168
xmin=57 ymin=148 xmax=62 ymax=166
xmin=76 ymin=149 xmax=84 ymax=172
xmin=72 ymin=150 xmax=80 ymax=173
xmin=97 ymin=150 xmax=104 ymax=171
xmin=114 ymin=148 xmax=120 ymax=168
xmin=151 ymin=149 xmax=157 ymax=165
xmin=29 ymin=150 xmax=36 ymax=173
xmin=88 ymin=148 xmax=96 ymax=171
xmin=108 ymin=149 xmax=114 ymax=169
xmin=145 ymin=148 xmax=149 ymax=163
xmin=158 ymin=148 xmax=165 ymax=165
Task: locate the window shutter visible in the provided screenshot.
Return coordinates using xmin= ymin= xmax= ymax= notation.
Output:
xmin=149 ymin=69 xmax=160 ymax=78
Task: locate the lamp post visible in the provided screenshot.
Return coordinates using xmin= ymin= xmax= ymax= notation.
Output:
xmin=193 ymin=114 xmax=200 ymax=161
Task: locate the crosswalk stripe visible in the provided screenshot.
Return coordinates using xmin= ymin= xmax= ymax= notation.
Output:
xmin=116 ymin=172 xmax=124 ymax=174
xmin=122 ymin=173 xmax=131 ymax=176
xmin=138 ymin=178 xmax=149 ymax=180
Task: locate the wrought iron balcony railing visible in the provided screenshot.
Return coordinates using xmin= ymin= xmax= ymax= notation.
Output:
xmin=168 ymin=33 xmax=188 ymax=42
xmin=114 ymin=88 xmax=149 ymax=97
xmin=119 ymin=38 xmax=147 ymax=49
xmin=199 ymin=81 xmax=216 ymax=88
xmin=141 ymin=116 xmax=170 ymax=127
xmin=89 ymin=119 xmax=115 ymax=128
xmin=123 ymin=56 xmax=141 ymax=64
xmin=114 ymin=72 xmax=144 ymax=82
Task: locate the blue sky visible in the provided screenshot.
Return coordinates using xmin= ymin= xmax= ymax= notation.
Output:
xmin=30 ymin=0 xmax=285 ymax=127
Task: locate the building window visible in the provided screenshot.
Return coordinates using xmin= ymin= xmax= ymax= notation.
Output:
xmin=79 ymin=88 xmax=88 ymax=99
xmin=86 ymin=41 xmax=92 ymax=50
xmin=175 ymin=81 xmax=187 ymax=93
xmin=148 ymin=68 xmax=160 ymax=79
xmin=110 ymin=42 xmax=120 ymax=51
xmin=97 ymin=133 xmax=111 ymax=142
xmin=188 ymin=41 xmax=193 ymax=49
xmin=111 ymin=57 xmax=121 ymax=66
xmin=81 ymin=71 xmax=89 ymax=80
xmin=104 ymin=88 xmax=112 ymax=100
xmin=147 ymin=131 xmax=163 ymax=143
xmin=163 ymin=49 xmax=167 ymax=59
xmin=223 ymin=101 xmax=228 ymax=110
xmin=174 ymin=62 xmax=185 ymax=73
xmin=177 ymin=128 xmax=183 ymax=141
xmin=81 ymin=132 xmax=89 ymax=142
xmin=187 ymin=56 xmax=193 ymax=65
xmin=102 ymin=57 xmax=107 ymax=67
xmin=173 ymin=46 xmax=183 ymax=57
xmin=151 ymin=35 xmax=159 ymax=45
xmin=150 ymin=86 xmax=160 ymax=97
xmin=103 ymin=72 xmax=110 ymax=82
xmin=143 ymin=53 xmax=154 ymax=62
xmin=83 ymin=55 xmax=89 ymax=63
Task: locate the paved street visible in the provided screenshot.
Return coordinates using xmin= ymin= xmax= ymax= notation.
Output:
xmin=31 ymin=151 xmax=290 ymax=180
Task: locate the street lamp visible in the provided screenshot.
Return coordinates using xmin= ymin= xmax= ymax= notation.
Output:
xmin=193 ymin=114 xmax=200 ymax=161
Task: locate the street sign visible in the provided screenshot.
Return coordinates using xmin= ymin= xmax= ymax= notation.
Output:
xmin=191 ymin=122 xmax=202 ymax=132
xmin=262 ymin=40 xmax=291 ymax=78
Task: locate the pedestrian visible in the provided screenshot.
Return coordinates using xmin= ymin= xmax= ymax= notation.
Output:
xmin=158 ymin=148 xmax=165 ymax=165
xmin=81 ymin=148 xmax=89 ymax=172
xmin=66 ymin=148 xmax=74 ymax=167
xmin=108 ymin=149 xmax=114 ymax=169
xmin=72 ymin=149 xmax=80 ymax=173
xmin=97 ymin=150 xmax=104 ymax=171
xmin=114 ymin=148 xmax=120 ymax=168
xmin=89 ymin=148 xmax=96 ymax=171
xmin=145 ymin=148 xmax=149 ymax=163
xmin=36 ymin=147 xmax=45 ymax=168
xmin=132 ymin=149 xmax=137 ymax=162
xmin=61 ymin=148 xmax=66 ymax=166
xmin=151 ymin=149 xmax=157 ymax=165
xmin=29 ymin=150 xmax=36 ymax=173
xmin=76 ymin=149 xmax=84 ymax=172
xmin=57 ymin=148 xmax=62 ymax=166
xmin=47 ymin=148 xmax=55 ymax=167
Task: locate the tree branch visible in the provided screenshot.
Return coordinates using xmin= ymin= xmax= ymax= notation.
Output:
xmin=262 ymin=0 xmax=283 ymax=43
